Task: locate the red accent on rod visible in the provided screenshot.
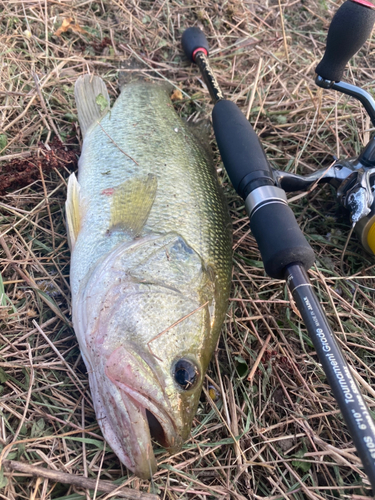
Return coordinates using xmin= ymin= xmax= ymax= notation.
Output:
xmin=192 ymin=47 xmax=208 ymax=61
xmin=350 ymin=0 xmax=375 ymax=9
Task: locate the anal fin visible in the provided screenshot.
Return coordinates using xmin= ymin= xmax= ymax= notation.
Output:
xmin=65 ymin=173 xmax=81 ymax=249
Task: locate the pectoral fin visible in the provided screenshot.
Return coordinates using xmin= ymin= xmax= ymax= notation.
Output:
xmin=110 ymin=174 xmax=157 ymax=236
xmin=75 ymin=75 xmax=110 ymax=137
xmin=65 ymin=173 xmax=81 ymax=249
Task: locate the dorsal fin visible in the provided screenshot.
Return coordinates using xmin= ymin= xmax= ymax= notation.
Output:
xmin=74 ymin=75 xmax=110 ymax=137
xmin=65 ymin=173 xmax=81 ymax=249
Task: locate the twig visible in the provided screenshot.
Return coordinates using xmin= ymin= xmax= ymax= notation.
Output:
xmin=147 ymin=301 xmax=209 ymax=360
xmin=32 ymin=72 xmax=61 ymax=141
xmin=278 ymin=0 xmax=289 ymax=64
xmin=0 ymin=236 xmax=69 ymax=324
xmin=247 ymin=334 xmax=272 ymax=382
xmin=32 ymin=320 xmax=86 ymax=389
xmin=2 ymin=344 xmax=34 ymax=462
xmin=3 ymin=460 xmax=159 ymax=500
xmin=97 ymin=122 xmax=139 ymax=165
xmin=246 ymin=58 xmax=263 ymax=120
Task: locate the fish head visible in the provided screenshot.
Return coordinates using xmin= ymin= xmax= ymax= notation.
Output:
xmin=74 ymin=233 xmax=225 ymax=478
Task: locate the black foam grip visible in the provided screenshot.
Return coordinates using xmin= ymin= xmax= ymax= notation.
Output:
xmin=250 ymin=202 xmax=315 ymax=279
xmin=181 ymin=27 xmax=209 ymax=62
xmin=212 ymin=100 xmax=273 ymax=199
xmin=315 ymin=0 xmax=375 ymax=82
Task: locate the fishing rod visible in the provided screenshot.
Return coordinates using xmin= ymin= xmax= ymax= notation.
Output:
xmin=182 ymin=0 xmax=375 ymax=490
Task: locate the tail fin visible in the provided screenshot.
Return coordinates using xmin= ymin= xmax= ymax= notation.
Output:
xmin=74 ymin=75 xmax=110 ymax=137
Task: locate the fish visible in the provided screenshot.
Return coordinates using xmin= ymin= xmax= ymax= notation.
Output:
xmin=66 ymin=74 xmax=232 ymax=479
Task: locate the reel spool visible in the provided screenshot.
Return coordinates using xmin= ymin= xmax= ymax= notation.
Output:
xmin=356 ymin=203 xmax=375 ymax=254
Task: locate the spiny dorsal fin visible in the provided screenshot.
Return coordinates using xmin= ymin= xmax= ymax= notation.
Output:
xmin=74 ymin=75 xmax=110 ymax=137
xmin=110 ymin=174 xmax=157 ymax=236
xmin=65 ymin=173 xmax=81 ymax=249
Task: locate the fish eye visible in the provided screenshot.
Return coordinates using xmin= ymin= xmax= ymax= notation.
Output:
xmin=173 ymin=358 xmax=199 ymax=390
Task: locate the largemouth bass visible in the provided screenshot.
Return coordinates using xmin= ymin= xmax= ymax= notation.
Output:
xmin=66 ymin=75 xmax=232 ymax=479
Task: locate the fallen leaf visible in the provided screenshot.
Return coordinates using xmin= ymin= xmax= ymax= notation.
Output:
xmin=55 ymin=17 xmax=87 ymax=37
xmin=55 ymin=17 xmax=72 ymax=36
xmin=171 ymin=89 xmax=183 ymax=101
xmin=70 ymin=22 xmax=87 ymax=35
xmin=95 ymin=93 xmax=109 ymax=113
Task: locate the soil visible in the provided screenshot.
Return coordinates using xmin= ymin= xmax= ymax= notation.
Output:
xmin=0 ymin=138 xmax=77 ymax=195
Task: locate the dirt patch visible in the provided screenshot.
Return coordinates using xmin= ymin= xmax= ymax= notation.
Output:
xmin=0 ymin=139 xmax=77 ymax=195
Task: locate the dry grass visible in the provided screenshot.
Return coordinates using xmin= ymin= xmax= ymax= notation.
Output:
xmin=1 ymin=0 xmax=375 ymax=498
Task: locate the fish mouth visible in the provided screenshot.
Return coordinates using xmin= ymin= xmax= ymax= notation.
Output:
xmin=89 ymin=345 xmax=182 ymax=479
xmin=119 ymin=380 xmax=180 ymax=449
xmin=111 ymin=379 xmax=181 ymax=479
xmin=146 ymin=409 xmax=168 ymax=448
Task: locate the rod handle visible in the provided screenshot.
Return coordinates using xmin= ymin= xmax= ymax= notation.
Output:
xmin=316 ymin=0 xmax=375 ymax=82
xmin=181 ymin=27 xmax=209 ymax=62
xmin=212 ymin=99 xmax=274 ymax=199
xmin=250 ymin=203 xmax=315 ymax=278
xmin=212 ymin=99 xmax=315 ymax=278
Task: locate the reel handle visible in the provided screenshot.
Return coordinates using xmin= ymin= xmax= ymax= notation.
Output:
xmin=315 ymin=0 xmax=375 ymax=82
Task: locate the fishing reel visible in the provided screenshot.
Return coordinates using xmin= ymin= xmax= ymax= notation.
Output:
xmin=273 ymin=140 xmax=375 ymax=255
xmin=273 ymin=0 xmax=375 ymax=255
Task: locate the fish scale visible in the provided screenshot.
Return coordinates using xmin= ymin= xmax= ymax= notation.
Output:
xmin=66 ymin=76 xmax=232 ymax=479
